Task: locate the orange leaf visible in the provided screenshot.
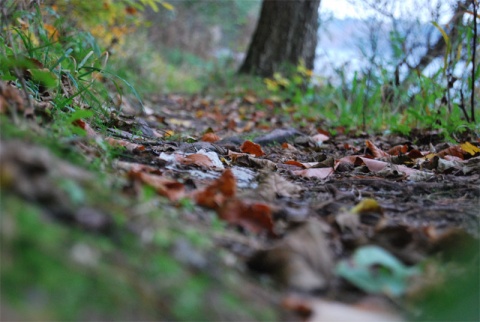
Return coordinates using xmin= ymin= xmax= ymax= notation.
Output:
xmin=284 ymin=160 xmax=307 ymax=168
xmin=201 ymin=132 xmax=220 ymax=142
xmin=437 ymin=145 xmax=464 ymax=160
xmin=365 ymin=140 xmax=389 ymax=158
xmin=387 ymin=144 xmax=408 ymax=156
xmin=219 ymin=200 xmax=275 ymax=236
xmin=194 ymin=169 xmax=236 ymax=209
xmin=240 ymin=140 xmax=265 ymax=157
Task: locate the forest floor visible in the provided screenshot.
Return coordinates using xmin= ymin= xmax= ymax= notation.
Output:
xmin=1 ymin=83 xmax=480 ymax=321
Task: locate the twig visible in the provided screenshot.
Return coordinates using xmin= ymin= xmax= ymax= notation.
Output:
xmin=460 ymin=89 xmax=471 ymax=122
xmin=471 ymin=0 xmax=477 ymax=123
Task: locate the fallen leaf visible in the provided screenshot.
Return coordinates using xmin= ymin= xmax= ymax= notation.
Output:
xmin=115 ymin=161 xmax=162 ymax=174
xmin=255 ymin=173 xmax=303 ymax=202
xmin=366 ymin=140 xmax=389 ymax=158
xmin=240 ymin=140 xmax=265 ymax=157
xmin=194 ymin=169 xmax=236 ymax=208
xmin=201 ymin=132 xmax=220 ymax=142
xmin=336 ymin=245 xmax=420 ymax=297
xmin=106 ymin=137 xmax=145 ymax=152
xmin=437 ymin=145 xmax=464 ymax=160
xmin=387 ymin=145 xmax=408 ymax=156
xmin=129 ymin=171 xmax=185 ymax=201
xmin=292 ymin=167 xmax=333 ymax=179
xmin=219 ymin=199 xmax=275 ymax=236
xmin=351 ymin=198 xmax=383 ymax=216
xmin=460 ymin=142 xmax=480 ymax=156
xmin=284 ymin=160 xmax=306 ymax=168
xmin=248 ymin=220 xmax=334 ymax=291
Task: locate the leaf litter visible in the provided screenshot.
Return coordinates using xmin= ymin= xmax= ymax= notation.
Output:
xmin=1 ymin=82 xmax=479 ymax=321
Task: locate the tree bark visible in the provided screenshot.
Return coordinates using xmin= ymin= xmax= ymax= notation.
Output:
xmin=239 ymin=0 xmax=321 ymax=77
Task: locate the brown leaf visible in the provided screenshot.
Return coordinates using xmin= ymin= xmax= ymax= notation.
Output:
xmin=240 ymin=140 xmax=265 ymax=157
xmin=115 ymin=161 xmax=162 ymax=175
xmin=292 ymin=167 xmax=333 ymax=179
xmin=180 ymin=153 xmax=215 ymax=168
xmin=0 ymin=82 xmax=25 ymax=113
xmin=219 ymin=200 xmax=275 ymax=236
xmin=248 ymin=220 xmax=334 ymax=291
xmin=129 ymin=171 xmax=185 ymax=201
xmin=255 ymin=173 xmax=303 ymax=202
xmin=437 ymin=145 xmax=464 ymax=160
xmin=387 ymin=144 xmax=408 ymax=156
xmin=194 ymin=169 xmax=236 ymax=208
xmin=106 ymin=137 xmax=145 ymax=152
xmin=366 ymin=140 xmax=389 ymax=158
xmin=201 ymin=132 xmax=220 ymax=142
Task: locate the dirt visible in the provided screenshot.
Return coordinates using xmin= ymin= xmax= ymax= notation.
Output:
xmin=1 ymin=88 xmax=479 ymax=321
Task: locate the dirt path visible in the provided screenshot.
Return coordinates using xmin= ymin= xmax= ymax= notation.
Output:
xmin=2 ymin=91 xmax=479 ymax=321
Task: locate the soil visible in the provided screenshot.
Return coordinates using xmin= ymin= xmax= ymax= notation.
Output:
xmin=2 ymin=89 xmax=479 ymax=321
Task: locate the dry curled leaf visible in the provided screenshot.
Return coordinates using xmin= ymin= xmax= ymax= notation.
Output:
xmin=194 ymin=169 xmax=236 ymax=208
xmin=366 ymin=140 xmax=389 ymax=158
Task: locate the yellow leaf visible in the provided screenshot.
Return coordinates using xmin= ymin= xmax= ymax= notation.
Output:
xmin=350 ymin=198 xmax=382 ymax=215
xmin=163 ymin=130 xmax=175 ymax=138
xmin=460 ymin=142 xmax=480 ymax=155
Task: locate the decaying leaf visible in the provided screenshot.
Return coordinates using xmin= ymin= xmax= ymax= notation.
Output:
xmin=248 ymin=220 xmax=334 ymax=291
xmin=219 ymin=199 xmax=275 ymax=236
xmin=366 ymin=140 xmax=389 ymax=158
xmin=437 ymin=145 xmax=464 ymax=160
xmin=292 ymin=167 xmax=333 ymax=179
xmin=255 ymin=172 xmax=303 ymax=202
xmin=194 ymin=168 xmax=236 ymax=208
xmin=240 ymin=140 xmax=265 ymax=157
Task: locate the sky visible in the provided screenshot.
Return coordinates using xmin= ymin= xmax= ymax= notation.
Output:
xmin=321 ymin=0 xmax=455 ymax=23
xmin=321 ymin=0 xmax=367 ymax=20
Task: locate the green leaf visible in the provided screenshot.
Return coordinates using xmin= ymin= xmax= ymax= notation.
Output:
xmin=432 ymin=22 xmax=451 ymax=72
xmin=29 ymin=69 xmax=57 ymax=88
xmin=66 ymin=109 xmax=94 ymax=124
xmin=336 ymin=245 xmax=420 ymax=297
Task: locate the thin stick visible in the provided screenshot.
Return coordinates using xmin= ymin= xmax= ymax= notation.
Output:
xmin=471 ymin=0 xmax=477 ymax=123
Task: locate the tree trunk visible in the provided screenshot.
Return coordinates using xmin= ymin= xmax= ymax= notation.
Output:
xmin=239 ymin=0 xmax=321 ymax=77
